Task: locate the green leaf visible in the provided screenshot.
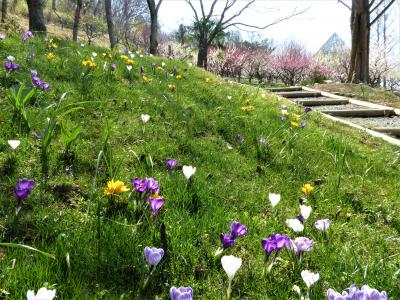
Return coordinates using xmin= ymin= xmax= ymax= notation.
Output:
xmin=0 ymin=243 xmax=56 ymax=260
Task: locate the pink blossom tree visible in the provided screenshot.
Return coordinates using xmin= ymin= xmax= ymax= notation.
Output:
xmin=273 ymin=42 xmax=311 ymax=85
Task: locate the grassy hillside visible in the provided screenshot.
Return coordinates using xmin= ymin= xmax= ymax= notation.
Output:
xmin=0 ymin=34 xmax=400 ymax=299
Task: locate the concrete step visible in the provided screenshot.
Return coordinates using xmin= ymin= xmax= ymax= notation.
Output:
xmin=267 ymin=87 xmax=302 ymax=92
xmin=276 ymin=91 xmax=321 ymax=98
xmin=321 ymin=109 xmax=395 ymax=117
xmin=371 ymin=127 xmax=400 ymax=136
xmin=295 ymin=99 xmax=349 ymax=106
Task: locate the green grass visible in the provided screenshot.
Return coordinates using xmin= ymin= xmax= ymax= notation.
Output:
xmin=1 ymin=35 xmax=400 ymax=299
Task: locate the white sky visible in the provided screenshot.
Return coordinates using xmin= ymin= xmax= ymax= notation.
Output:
xmin=158 ymin=0 xmax=352 ymax=52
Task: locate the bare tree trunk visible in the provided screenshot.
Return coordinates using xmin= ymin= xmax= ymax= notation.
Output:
xmin=52 ymin=0 xmax=56 ymax=10
xmin=26 ymin=0 xmax=47 ymax=33
xmin=1 ymin=0 xmax=7 ymax=22
xmin=147 ymin=0 xmax=162 ymax=55
xmin=72 ymin=0 xmax=82 ymax=42
xmin=149 ymin=9 xmax=158 ymax=54
xmin=348 ymin=0 xmax=369 ymax=83
xmin=105 ymin=0 xmax=116 ymax=48
xmin=197 ymin=39 xmax=209 ymax=69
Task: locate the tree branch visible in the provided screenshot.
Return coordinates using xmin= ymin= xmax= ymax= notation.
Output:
xmin=156 ymin=0 xmax=163 ymax=12
xmin=223 ymin=7 xmax=308 ymax=30
xmin=369 ymin=0 xmax=395 ymax=27
xmin=206 ymin=0 xmax=223 ymax=21
xmin=184 ymin=0 xmax=199 ymax=21
xmin=337 ymin=0 xmax=351 ymax=10
xmin=221 ymin=0 xmax=255 ymax=27
xmin=369 ymin=0 xmax=376 ymax=8
xmin=370 ymin=0 xmax=385 ymax=14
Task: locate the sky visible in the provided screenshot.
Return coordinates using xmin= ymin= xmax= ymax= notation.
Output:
xmin=158 ymin=0 xmax=352 ymax=52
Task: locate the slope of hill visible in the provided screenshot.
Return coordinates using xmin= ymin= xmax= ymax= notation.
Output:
xmin=0 ymin=34 xmax=399 ymax=299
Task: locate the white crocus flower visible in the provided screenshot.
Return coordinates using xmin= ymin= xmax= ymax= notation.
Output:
xmin=221 ymin=255 xmax=242 ymax=283
xmin=7 ymin=55 xmax=15 ymax=61
xmin=188 ymin=62 xmax=193 ymax=67
xmin=8 ymin=140 xmax=20 ymax=149
xmin=161 ymin=62 xmax=166 ymax=67
xmin=182 ymin=165 xmax=196 ymax=180
xmin=301 ymin=270 xmax=319 ymax=288
xmin=226 ymin=143 xmax=233 ymax=150
xmin=286 ymin=218 xmax=304 ymax=232
xmin=140 ymin=114 xmax=150 ymax=123
xmin=268 ymin=193 xmax=281 ymax=208
xmin=92 ymin=52 xmax=97 ymax=57
xmin=300 ymin=204 xmax=312 ymax=220
xmin=26 ymin=287 xmax=56 ymax=300
xmin=130 ymin=53 xmax=135 ymax=58
xmin=126 ymin=65 xmax=132 ymax=72
xmin=227 ymin=96 xmax=232 ymax=100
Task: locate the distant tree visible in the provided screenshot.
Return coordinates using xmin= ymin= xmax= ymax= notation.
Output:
xmin=26 ymin=0 xmax=47 ymax=33
xmin=113 ymin=0 xmax=148 ymax=47
xmin=146 ymin=0 xmax=163 ymax=54
xmin=105 ymin=0 xmax=117 ymax=48
xmin=1 ymin=0 xmax=7 ymax=23
xmin=72 ymin=0 xmax=83 ymax=41
xmin=184 ymin=0 xmax=305 ymax=69
xmin=273 ymin=41 xmax=311 ymax=85
xmin=175 ymin=24 xmax=187 ymax=45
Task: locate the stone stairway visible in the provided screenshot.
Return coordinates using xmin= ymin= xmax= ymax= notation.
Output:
xmin=267 ymin=86 xmax=400 ymax=146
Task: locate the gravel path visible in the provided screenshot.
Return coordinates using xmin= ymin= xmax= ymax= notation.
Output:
xmin=311 ymin=103 xmax=365 ymax=111
xmin=339 ymin=116 xmax=400 ymax=128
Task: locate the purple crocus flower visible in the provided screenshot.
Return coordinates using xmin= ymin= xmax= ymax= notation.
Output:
xmin=0 ymin=34 xmax=5 ymax=41
xmin=144 ymin=246 xmax=164 ymax=267
xmin=22 ymin=31 xmax=33 ymax=43
xmin=173 ymin=65 xmax=177 ymax=73
xmin=220 ymin=233 xmax=236 ymax=249
xmin=327 ymin=284 xmax=388 ymax=300
xmin=151 ymin=62 xmax=156 ymax=69
xmin=297 ymin=214 xmax=305 ymax=223
xmin=4 ymin=61 xmax=20 ymax=72
xmin=111 ymin=63 xmax=116 ymax=72
xmin=166 ymin=159 xmax=178 ymax=170
xmin=146 ymin=178 xmax=160 ymax=194
xmin=304 ymin=106 xmax=312 ymax=113
xmin=258 ymin=136 xmax=270 ymax=147
xmin=131 ymin=178 xmax=147 ymax=193
xmin=261 ymin=233 xmax=290 ymax=259
xmin=30 ymin=72 xmax=50 ymax=90
xmin=314 ymin=219 xmax=331 ymax=231
xmin=236 ymin=134 xmax=244 ymax=143
xmin=14 ymin=179 xmax=35 ymax=200
xmin=170 ymin=286 xmax=193 ymax=300
xmin=148 ymin=195 xmax=165 ymax=216
xmin=230 ymin=221 xmax=248 ymax=238
xmin=300 ymin=121 xmax=307 ymax=128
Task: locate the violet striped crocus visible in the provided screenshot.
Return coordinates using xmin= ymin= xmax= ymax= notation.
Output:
xmin=148 ymin=195 xmax=165 ymax=216
xmin=230 ymin=221 xmax=248 ymax=238
xmin=327 ymin=284 xmax=388 ymax=300
xmin=291 ymin=237 xmax=313 ymax=257
xmin=111 ymin=63 xmax=116 ymax=72
xmin=31 ymin=71 xmax=50 ymax=90
xmin=14 ymin=179 xmax=35 ymax=201
xmin=170 ymin=286 xmax=193 ymax=300
xmin=144 ymin=246 xmax=164 ymax=267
